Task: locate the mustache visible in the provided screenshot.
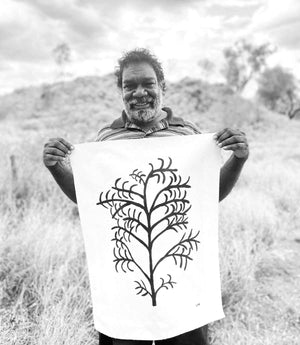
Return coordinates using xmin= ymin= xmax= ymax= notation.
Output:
xmin=128 ymin=96 xmax=153 ymax=105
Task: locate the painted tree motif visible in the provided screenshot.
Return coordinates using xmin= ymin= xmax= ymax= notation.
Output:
xmin=97 ymin=157 xmax=200 ymax=306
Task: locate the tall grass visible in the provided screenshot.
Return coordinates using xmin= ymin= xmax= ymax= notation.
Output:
xmin=209 ymin=119 xmax=300 ymax=344
xmin=0 ymin=144 xmax=96 ymax=344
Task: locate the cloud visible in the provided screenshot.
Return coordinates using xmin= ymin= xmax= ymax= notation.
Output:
xmin=206 ymin=0 xmax=263 ymax=8
xmin=2 ymin=0 xmax=211 ymax=65
xmin=224 ymin=15 xmax=250 ymax=27
xmin=0 ymin=0 xmax=57 ymax=62
xmin=0 ymin=0 xmax=117 ymax=64
xmin=78 ymin=0 xmax=204 ymax=12
xmin=15 ymin=0 xmax=109 ymax=38
xmin=251 ymin=0 xmax=300 ymax=48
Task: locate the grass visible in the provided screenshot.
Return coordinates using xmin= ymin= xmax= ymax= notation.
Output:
xmin=0 ymin=77 xmax=300 ymax=344
xmin=209 ymin=118 xmax=300 ymax=344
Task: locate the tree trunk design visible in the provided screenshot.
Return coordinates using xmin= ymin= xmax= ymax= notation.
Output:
xmin=96 ymin=157 xmax=200 ymax=306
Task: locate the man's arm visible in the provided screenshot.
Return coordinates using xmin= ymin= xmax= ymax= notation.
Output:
xmin=43 ymin=138 xmax=77 ymax=203
xmin=214 ymin=128 xmax=249 ymax=202
xmin=48 ymin=163 xmax=77 ymax=203
xmin=219 ymin=154 xmax=247 ymax=201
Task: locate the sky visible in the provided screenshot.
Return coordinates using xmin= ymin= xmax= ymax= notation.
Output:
xmin=0 ymin=0 xmax=300 ymax=94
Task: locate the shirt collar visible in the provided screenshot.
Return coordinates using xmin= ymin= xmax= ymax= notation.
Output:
xmin=110 ymin=107 xmax=184 ymax=129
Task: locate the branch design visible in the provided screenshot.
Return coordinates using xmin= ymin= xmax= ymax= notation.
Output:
xmin=97 ymin=157 xmax=200 ymax=306
xmin=154 ymin=230 xmax=200 ymax=272
xmin=155 ymin=274 xmax=177 ymax=295
xmin=135 ymin=280 xmax=151 ymax=297
xmin=112 ymin=233 xmax=135 ymax=273
xmin=130 ymin=169 xmax=146 ymax=184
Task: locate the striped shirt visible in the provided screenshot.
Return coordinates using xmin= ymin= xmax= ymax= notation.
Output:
xmin=95 ymin=107 xmax=201 ymax=141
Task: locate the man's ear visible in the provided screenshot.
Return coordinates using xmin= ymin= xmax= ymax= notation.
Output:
xmin=117 ymin=86 xmax=123 ymax=98
xmin=160 ymin=81 xmax=166 ymax=95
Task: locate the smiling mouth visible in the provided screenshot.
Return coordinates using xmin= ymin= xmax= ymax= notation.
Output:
xmin=132 ymin=102 xmax=151 ymax=110
xmin=130 ymin=100 xmax=154 ymax=110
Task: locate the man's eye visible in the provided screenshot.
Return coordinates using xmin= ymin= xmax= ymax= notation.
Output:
xmin=145 ymin=82 xmax=155 ymax=87
xmin=124 ymin=85 xmax=135 ymax=90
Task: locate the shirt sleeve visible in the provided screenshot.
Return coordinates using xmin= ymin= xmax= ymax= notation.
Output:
xmin=94 ymin=125 xmax=112 ymax=142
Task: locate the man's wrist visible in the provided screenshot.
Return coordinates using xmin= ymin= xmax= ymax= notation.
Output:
xmin=233 ymin=153 xmax=249 ymax=163
xmin=47 ymin=162 xmax=61 ymax=172
xmin=47 ymin=161 xmax=69 ymax=175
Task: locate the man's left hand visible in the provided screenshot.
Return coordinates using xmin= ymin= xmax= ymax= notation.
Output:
xmin=214 ymin=128 xmax=249 ymax=160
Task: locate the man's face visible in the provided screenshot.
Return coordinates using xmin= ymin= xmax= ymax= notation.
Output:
xmin=121 ymin=62 xmax=163 ymax=125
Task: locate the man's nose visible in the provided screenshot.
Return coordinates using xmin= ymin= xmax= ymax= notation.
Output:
xmin=133 ymin=85 xmax=147 ymax=97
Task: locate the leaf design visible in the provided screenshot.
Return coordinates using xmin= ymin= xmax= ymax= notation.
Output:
xmin=97 ymin=158 xmax=200 ymax=306
xmin=135 ymin=280 xmax=151 ymax=297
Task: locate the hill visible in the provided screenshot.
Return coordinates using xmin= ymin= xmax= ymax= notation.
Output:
xmin=0 ymin=73 xmax=281 ymax=139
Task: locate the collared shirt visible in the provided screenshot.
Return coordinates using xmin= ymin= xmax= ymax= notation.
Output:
xmin=95 ymin=107 xmax=201 ymax=142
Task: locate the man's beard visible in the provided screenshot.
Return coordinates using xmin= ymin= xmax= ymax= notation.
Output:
xmin=124 ymin=92 xmax=162 ymax=125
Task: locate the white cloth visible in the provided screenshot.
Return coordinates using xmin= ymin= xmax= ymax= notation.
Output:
xmin=71 ymin=133 xmax=224 ymax=340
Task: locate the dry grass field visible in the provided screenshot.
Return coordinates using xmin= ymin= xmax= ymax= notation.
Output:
xmin=0 ymin=75 xmax=299 ymax=344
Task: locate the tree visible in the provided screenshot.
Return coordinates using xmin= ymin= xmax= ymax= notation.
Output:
xmin=198 ymin=58 xmax=215 ymax=82
xmin=97 ymin=157 xmax=200 ymax=306
xmin=52 ymin=43 xmax=71 ymax=79
xmin=222 ymin=39 xmax=274 ymax=93
xmin=257 ymin=66 xmax=300 ymax=119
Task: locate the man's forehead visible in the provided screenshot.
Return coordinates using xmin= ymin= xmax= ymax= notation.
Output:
xmin=122 ymin=62 xmax=157 ymax=82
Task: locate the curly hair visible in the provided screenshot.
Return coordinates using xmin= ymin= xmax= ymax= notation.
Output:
xmin=115 ymin=48 xmax=166 ymax=92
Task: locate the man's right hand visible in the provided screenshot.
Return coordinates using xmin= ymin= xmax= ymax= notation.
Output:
xmin=43 ymin=138 xmax=74 ymax=167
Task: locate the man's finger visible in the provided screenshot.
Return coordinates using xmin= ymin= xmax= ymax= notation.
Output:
xmin=48 ymin=138 xmax=74 ymax=151
xmin=218 ymin=136 xmax=246 ymax=148
xmin=58 ymin=138 xmax=74 ymax=151
xmin=59 ymin=138 xmax=74 ymax=150
xmin=222 ymin=143 xmax=248 ymax=151
xmin=214 ymin=128 xmax=234 ymax=141
xmin=46 ymin=141 xmax=70 ymax=154
xmin=44 ymin=153 xmax=65 ymax=161
xmin=218 ymin=130 xmax=242 ymax=143
xmin=43 ymin=153 xmax=65 ymax=166
xmin=213 ymin=128 xmax=227 ymax=140
xmin=44 ymin=147 xmax=67 ymax=157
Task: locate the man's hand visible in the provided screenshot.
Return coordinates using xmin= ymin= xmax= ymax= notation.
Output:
xmin=43 ymin=137 xmax=76 ymax=203
xmin=214 ymin=128 xmax=249 ymax=160
xmin=43 ymin=138 xmax=74 ymax=167
xmin=215 ymin=128 xmax=249 ymax=201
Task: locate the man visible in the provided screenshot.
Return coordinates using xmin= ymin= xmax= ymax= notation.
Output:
xmin=43 ymin=48 xmax=249 ymax=345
